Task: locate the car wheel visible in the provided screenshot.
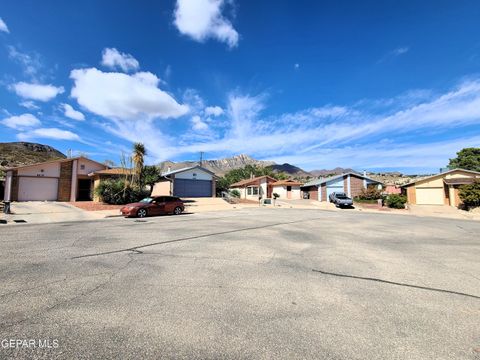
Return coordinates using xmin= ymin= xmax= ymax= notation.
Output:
xmin=137 ymin=208 xmax=147 ymax=218
xmin=173 ymin=206 xmax=182 ymax=215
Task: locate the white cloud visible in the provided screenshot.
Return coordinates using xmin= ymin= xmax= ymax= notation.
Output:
xmin=204 ymin=105 xmax=224 ymax=117
xmin=0 ymin=17 xmax=9 ymax=33
xmin=7 ymin=46 xmax=42 ymax=79
xmin=294 ymin=63 xmax=300 ymax=69
xmin=70 ymin=67 xmax=188 ymax=121
xmin=62 ymin=103 xmax=85 ymax=121
xmin=191 ymin=115 xmax=209 ymax=131
xmin=18 ymin=127 xmax=80 ymax=141
xmin=19 ymin=101 xmax=40 ymax=110
xmin=174 ymin=0 xmax=239 ymax=48
xmin=101 ymin=48 xmax=139 ymax=72
xmin=1 ymin=114 xmax=41 ymax=129
xmin=392 ymin=47 xmax=409 ymax=56
xmin=12 ymin=82 xmax=64 ymax=101
xmin=378 ymin=46 xmax=410 ymax=63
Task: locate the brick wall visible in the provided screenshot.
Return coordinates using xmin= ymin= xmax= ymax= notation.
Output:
xmin=321 ymin=184 xmax=327 ymax=201
xmin=350 ymin=175 xmax=365 ymax=198
xmin=11 ymin=170 xmax=18 ymax=201
xmin=343 ymin=175 xmax=348 ymax=193
xmin=58 ymin=161 xmax=73 ymax=201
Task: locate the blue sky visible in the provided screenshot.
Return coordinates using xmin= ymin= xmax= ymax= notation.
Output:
xmin=1 ymin=0 xmax=480 ymax=173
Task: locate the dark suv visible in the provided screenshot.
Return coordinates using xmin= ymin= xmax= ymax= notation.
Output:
xmin=328 ymin=192 xmax=353 ymax=207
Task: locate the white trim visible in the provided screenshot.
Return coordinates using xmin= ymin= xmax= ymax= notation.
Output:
xmin=347 ymin=175 xmax=351 ymax=197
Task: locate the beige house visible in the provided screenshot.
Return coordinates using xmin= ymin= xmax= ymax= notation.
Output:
xmin=152 ymin=166 xmax=216 ymax=197
xmin=229 ymin=175 xmax=277 ymax=200
xmin=270 ymin=180 xmax=303 ymax=199
xmin=4 ymin=157 xmax=108 ymax=202
xmin=402 ymin=168 xmax=480 ymax=207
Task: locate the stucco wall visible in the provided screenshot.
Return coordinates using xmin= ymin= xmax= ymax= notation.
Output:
xmin=151 ymin=180 xmax=172 ymax=196
xmin=77 ymin=158 xmax=106 ymax=175
xmin=175 ymin=168 xmax=212 ymax=181
xmin=17 ymin=162 xmax=60 ymax=177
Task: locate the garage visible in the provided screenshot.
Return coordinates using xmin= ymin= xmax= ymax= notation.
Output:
xmin=415 ymin=187 xmax=445 ymax=205
xmin=154 ymin=165 xmax=217 ymax=198
xmin=18 ymin=177 xmax=58 ymax=201
xmin=174 ymin=179 xmax=212 ymax=197
xmin=326 ymin=178 xmax=344 ymax=202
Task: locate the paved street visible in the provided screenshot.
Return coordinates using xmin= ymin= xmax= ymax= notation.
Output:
xmin=1 ymin=208 xmax=479 ymax=359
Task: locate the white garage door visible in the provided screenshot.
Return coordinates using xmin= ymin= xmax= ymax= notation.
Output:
xmin=415 ymin=187 xmax=444 ymax=205
xmin=18 ymin=177 xmax=58 ymax=201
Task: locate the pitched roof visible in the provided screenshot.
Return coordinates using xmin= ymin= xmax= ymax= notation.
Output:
xmin=5 ymin=156 xmax=108 ymax=171
xmin=230 ymin=175 xmax=277 ymax=187
xmin=271 ymin=180 xmax=303 ymax=186
xmin=443 ymin=177 xmax=478 ymax=185
xmin=402 ymin=168 xmax=480 ymax=187
xmin=89 ymin=168 xmax=133 ymax=176
xmin=161 ymin=165 xmax=217 ymax=177
xmin=301 ymin=172 xmax=384 ymax=188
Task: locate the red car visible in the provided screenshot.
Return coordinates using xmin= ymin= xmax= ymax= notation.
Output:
xmin=120 ymin=196 xmax=184 ymax=218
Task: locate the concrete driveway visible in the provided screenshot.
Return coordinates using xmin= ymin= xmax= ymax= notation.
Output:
xmin=0 ymin=209 xmax=479 ymax=359
xmin=1 ymin=201 xmax=106 ymax=225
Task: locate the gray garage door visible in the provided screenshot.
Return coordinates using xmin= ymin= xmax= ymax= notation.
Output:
xmin=173 ymin=179 xmax=212 ymax=197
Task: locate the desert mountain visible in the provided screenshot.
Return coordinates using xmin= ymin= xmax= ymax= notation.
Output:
xmin=310 ymin=167 xmax=357 ymax=177
xmin=159 ymin=154 xmax=306 ymax=177
xmin=0 ymin=142 xmax=66 ymax=173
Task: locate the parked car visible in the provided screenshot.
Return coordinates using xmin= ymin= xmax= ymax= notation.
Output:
xmin=328 ymin=192 xmax=354 ymax=207
xmin=120 ymin=196 xmax=184 ymax=218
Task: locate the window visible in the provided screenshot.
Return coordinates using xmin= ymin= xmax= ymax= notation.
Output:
xmin=247 ymin=187 xmax=252 ymax=195
xmin=252 ymin=187 xmax=259 ymax=195
xmin=80 ymin=164 xmax=85 ymax=170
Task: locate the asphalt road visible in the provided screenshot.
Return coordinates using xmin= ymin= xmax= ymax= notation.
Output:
xmin=1 ymin=208 xmax=479 ymax=359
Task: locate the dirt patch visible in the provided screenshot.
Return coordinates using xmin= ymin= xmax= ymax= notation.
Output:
xmin=69 ymin=202 xmax=123 ymax=211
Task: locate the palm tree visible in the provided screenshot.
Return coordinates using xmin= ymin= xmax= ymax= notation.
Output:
xmin=132 ymin=142 xmax=146 ymax=187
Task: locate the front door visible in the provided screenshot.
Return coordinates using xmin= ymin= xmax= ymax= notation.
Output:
xmin=77 ymin=179 xmax=92 ymax=201
xmin=287 ymin=186 xmax=292 ymax=199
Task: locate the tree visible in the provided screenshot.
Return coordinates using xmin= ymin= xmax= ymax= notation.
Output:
xmin=132 ymin=142 xmax=146 ymax=187
xmin=142 ymin=165 xmax=161 ymax=194
xmin=448 ymin=148 xmax=480 ymax=172
xmin=458 ymin=180 xmax=480 ymax=209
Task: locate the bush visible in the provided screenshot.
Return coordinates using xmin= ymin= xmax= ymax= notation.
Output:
xmin=356 ymin=187 xmax=383 ymax=200
xmin=458 ymin=181 xmax=480 ymax=209
xmin=385 ymin=194 xmax=407 ymax=209
xmin=95 ymin=179 xmax=149 ymax=205
xmin=230 ymin=189 xmax=240 ymax=198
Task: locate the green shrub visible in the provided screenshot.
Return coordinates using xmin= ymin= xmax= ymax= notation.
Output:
xmin=458 ymin=180 xmax=480 ymax=209
xmin=230 ymin=189 xmax=240 ymax=198
xmin=385 ymin=194 xmax=407 ymax=209
xmin=356 ymin=187 xmax=383 ymax=200
xmin=95 ymin=179 xmax=149 ymax=205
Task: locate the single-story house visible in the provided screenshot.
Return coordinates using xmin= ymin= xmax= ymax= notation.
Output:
xmin=270 ymin=179 xmax=303 ymax=199
xmin=3 ymin=157 xmax=109 ymax=202
xmin=401 ymin=168 xmax=480 ymax=207
xmin=151 ymin=165 xmax=217 ymax=198
xmin=301 ymin=172 xmax=383 ymax=202
xmin=229 ymin=175 xmax=277 ymax=200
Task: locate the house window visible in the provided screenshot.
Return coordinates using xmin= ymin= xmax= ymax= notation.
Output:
xmin=247 ymin=187 xmax=252 ymax=195
xmin=252 ymin=187 xmax=259 ymax=195
xmin=80 ymin=164 xmax=85 ymax=170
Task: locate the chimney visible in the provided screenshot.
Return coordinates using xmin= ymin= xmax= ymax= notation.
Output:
xmin=363 ymin=170 xmax=367 ymax=177
xmin=167 ymin=166 xmax=171 ymax=173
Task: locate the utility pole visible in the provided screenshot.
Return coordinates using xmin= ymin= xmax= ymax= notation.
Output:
xmin=199 ymin=151 xmax=204 ymax=166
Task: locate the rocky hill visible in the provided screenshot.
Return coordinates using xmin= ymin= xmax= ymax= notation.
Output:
xmin=270 ymin=163 xmax=312 ymax=178
xmin=0 ymin=142 xmax=66 ymax=174
xmin=159 ymin=154 xmax=276 ymax=176
xmin=310 ymin=167 xmax=357 ymax=177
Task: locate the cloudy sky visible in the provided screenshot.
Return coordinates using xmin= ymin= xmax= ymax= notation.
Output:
xmin=1 ymin=1 xmax=480 ymax=173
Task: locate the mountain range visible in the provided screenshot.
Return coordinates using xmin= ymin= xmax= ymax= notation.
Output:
xmin=0 ymin=142 xmax=66 ymax=173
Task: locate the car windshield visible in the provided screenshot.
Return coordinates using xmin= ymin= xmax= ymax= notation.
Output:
xmin=336 ymin=195 xmax=348 ymax=199
xmin=139 ymin=197 xmax=154 ymax=203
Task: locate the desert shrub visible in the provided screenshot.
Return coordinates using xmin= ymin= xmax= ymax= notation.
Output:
xmin=458 ymin=181 xmax=480 ymax=209
xmin=385 ymin=194 xmax=407 ymax=209
xmin=356 ymin=187 xmax=383 ymax=200
xmin=95 ymin=179 xmax=149 ymax=205
xmin=230 ymin=189 xmax=240 ymax=198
